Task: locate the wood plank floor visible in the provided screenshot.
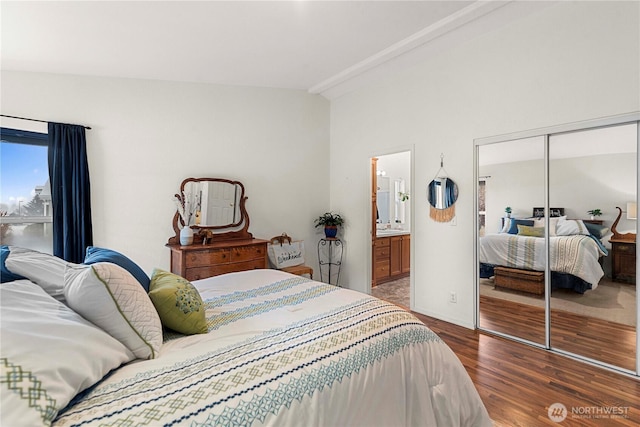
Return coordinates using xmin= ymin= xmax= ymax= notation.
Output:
xmin=479 ymin=295 xmax=637 ymax=372
xmin=410 ymin=311 xmax=640 ymax=426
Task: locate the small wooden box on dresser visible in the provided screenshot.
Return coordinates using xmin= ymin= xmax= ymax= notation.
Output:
xmin=167 ymin=239 xmax=268 ymax=281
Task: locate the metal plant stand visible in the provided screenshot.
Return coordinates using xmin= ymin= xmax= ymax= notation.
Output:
xmin=318 ymin=237 xmax=343 ymax=286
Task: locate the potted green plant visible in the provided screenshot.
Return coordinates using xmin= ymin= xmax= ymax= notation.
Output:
xmin=314 ymin=212 xmax=344 ymax=238
xmin=587 ymin=209 xmax=602 ymax=220
xmin=505 ymin=207 xmax=512 ymax=218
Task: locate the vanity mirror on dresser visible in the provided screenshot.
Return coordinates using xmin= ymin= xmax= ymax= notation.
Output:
xmin=166 ymin=177 xmax=268 ymax=280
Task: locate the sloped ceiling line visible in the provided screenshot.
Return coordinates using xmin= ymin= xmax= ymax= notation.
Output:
xmin=310 ymin=1 xmax=510 ymax=96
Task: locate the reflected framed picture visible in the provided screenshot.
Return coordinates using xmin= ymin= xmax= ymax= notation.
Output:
xmin=532 ymin=207 xmax=564 ymax=218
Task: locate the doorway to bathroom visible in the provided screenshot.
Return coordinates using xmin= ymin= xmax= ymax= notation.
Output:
xmin=370 ymin=150 xmax=412 ymax=309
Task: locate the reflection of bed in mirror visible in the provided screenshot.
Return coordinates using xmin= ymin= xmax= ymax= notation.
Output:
xmin=479 ymin=214 xmax=608 ymax=294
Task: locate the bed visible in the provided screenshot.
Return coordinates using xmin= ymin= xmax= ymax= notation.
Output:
xmin=1 ymin=246 xmax=491 ymax=427
xmin=479 ymin=216 xmax=608 ymax=294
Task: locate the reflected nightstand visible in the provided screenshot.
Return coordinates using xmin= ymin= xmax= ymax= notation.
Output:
xmin=609 ymin=238 xmax=636 ymax=284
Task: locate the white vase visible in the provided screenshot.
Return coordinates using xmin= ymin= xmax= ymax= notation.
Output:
xmin=180 ymin=225 xmax=194 ymax=245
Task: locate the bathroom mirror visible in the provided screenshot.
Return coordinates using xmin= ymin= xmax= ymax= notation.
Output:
xmin=168 ymin=177 xmax=253 ymax=245
xmin=428 ymin=177 xmax=458 ymax=209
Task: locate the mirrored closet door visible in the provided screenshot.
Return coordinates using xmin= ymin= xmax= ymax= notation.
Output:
xmin=475 ymin=114 xmax=639 ymax=375
xmin=477 ymin=136 xmax=547 ymax=345
xmin=549 ymin=124 xmax=637 ymax=372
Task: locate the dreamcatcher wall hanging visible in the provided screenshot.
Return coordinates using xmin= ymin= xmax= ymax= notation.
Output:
xmin=428 ymin=154 xmax=459 ymax=223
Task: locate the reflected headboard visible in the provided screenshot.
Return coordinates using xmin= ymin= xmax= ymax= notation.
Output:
xmin=532 ymin=207 xmax=565 ymax=218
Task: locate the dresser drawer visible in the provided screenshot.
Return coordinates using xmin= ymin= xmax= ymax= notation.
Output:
xmin=185 ymin=249 xmax=230 ymax=267
xmin=230 ymin=244 xmax=265 ymax=262
xmin=376 ymin=246 xmax=390 ymax=260
xmin=185 ymin=258 xmax=266 ymax=281
xmin=375 ymin=260 xmax=390 ymax=279
xmin=169 ymin=239 xmax=268 ymax=281
xmin=614 ymin=242 xmax=636 ymax=254
xmin=376 ymin=237 xmax=390 ymax=247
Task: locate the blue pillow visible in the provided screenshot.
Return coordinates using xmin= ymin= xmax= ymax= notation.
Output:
xmin=84 ymin=246 xmax=150 ymax=292
xmin=508 ymin=219 xmax=534 ymax=235
xmin=1 ymin=245 xmax=26 ymax=283
xmin=584 ymin=222 xmax=610 ymax=239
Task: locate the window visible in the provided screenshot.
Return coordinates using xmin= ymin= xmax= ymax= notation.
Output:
xmin=478 ymin=179 xmax=486 ymax=237
xmin=0 ymin=128 xmax=52 ymax=253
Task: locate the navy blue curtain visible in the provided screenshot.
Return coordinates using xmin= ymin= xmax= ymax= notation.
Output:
xmin=444 ymin=178 xmax=456 ymax=207
xmin=429 ymin=180 xmax=438 ymax=206
xmin=48 ymin=123 xmax=93 ymax=263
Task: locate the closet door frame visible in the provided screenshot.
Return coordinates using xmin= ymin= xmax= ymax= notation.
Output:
xmin=474 ymin=112 xmax=640 ymax=377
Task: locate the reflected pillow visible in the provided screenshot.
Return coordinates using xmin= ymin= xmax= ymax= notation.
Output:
xmin=518 ymin=225 xmax=545 ymax=237
xmin=533 ymin=216 xmax=565 ymax=237
xmin=84 ymin=246 xmax=150 ymax=292
xmin=584 ymin=222 xmax=610 ymax=239
xmin=65 ymin=263 xmax=162 ymax=359
xmin=500 ymin=218 xmax=511 ymax=233
xmin=555 ymin=219 xmax=590 ymax=236
xmin=507 ymin=219 xmax=534 ymax=235
xmin=148 ymin=269 xmax=208 ymax=335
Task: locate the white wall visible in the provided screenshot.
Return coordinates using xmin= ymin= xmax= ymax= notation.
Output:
xmin=1 ymin=71 xmax=330 ymax=275
xmin=329 ymin=1 xmax=640 ymax=327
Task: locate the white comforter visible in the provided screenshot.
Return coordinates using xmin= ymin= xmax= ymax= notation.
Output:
xmin=55 ymin=269 xmax=491 ymax=427
xmin=479 ymin=233 xmax=605 ymax=288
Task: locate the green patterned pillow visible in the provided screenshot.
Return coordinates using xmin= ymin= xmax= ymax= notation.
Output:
xmin=148 ymin=269 xmax=208 ymax=335
xmin=517 ymin=224 xmax=545 ymax=237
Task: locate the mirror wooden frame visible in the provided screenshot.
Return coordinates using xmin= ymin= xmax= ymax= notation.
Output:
xmin=167 ymin=177 xmax=253 ymax=245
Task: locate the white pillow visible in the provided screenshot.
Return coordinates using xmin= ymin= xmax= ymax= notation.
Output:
xmin=0 ymin=280 xmax=134 ymax=427
xmin=64 ymin=262 xmax=163 ymax=360
xmin=533 ymin=216 xmax=566 ymax=237
xmin=500 ymin=217 xmax=511 ymax=233
xmin=556 ymin=218 xmax=590 ymax=236
xmin=5 ymin=246 xmax=72 ymax=303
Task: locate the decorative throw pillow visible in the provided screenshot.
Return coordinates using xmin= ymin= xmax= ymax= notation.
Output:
xmin=555 ymin=219 xmax=590 ymax=236
xmin=584 ymin=222 xmax=610 ymax=239
xmin=533 ymin=216 xmax=565 ymax=237
xmin=4 ymin=246 xmax=70 ymax=302
xmin=84 ymin=246 xmax=150 ymax=292
xmin=64 ymin=263 xmax=163 ymax=359
xmin=507 ymin=219 xmax=534 ymax=235
xmin=517 ymin=225 xmax=545 ymax=237
xmin=148 ymin=268 xmax=208 ymax=335
xmin=1 ymin=280 xmax=134 ymax=426
xmin=0 ymin=245 xmax=26 ymax=283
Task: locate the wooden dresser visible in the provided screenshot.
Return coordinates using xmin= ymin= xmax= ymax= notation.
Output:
xmin=167 ymin=239 xmax=268 ymax=281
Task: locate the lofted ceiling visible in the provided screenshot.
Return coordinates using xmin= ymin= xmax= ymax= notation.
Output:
xmin=1 ymin=1 xmax=548 ymax=99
